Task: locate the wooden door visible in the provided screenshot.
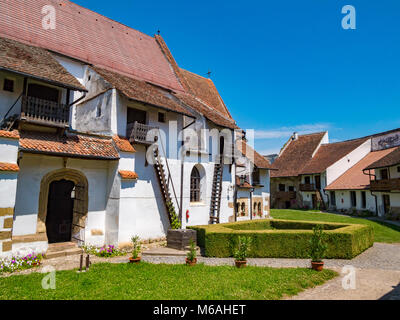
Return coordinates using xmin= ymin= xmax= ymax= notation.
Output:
xmin=46 ymin=180 xmax=75 ymax=243
xmin=315 ymin=175 xmax=321 ymax=190
xmin=383 ymin=195 xmax=390 ymax=215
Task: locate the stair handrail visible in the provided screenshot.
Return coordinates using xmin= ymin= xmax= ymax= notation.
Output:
xmin=0 ymin=93 xmax=23 ymax=127
xmin=155 ymin=129 xmax=181 ymax=214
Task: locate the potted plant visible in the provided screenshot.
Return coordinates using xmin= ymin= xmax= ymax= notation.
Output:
xmin=234 ymin=236 xmax=252 ymax=268
xmin=309 ymin=225 xmax=328 ymax=271
xmin=185 ymin=240 xmax=197 ymax=266
xmin=129 ymin=235 xmax=142 ymax=264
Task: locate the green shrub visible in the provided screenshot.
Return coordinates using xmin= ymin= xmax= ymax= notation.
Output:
xmin=189 ymin=219 xmax=374 ymax=259
xmin=186 ymin=240 xmax=197 ymax=262
xmin=309 ymin=225 xmax=328 ymax=262
xmin=233 ymin=236 xmax=252 ymax=261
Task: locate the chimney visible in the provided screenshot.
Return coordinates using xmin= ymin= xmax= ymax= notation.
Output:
xmin=292 ymin=132 xmax=299 ymax=141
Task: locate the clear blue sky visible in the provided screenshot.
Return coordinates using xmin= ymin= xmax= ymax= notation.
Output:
xmin=74 ymin=0 xmax=400 ymax=155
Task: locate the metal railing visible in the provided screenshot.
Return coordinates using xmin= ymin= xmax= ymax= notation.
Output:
xmin=20 ymin=96 xmax=70 ymax=127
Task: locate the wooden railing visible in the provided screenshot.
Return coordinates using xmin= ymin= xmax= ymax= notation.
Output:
xmin=126 ymin=121 xmax=159 ymax=145
xmin=276 ymin=191 xmax=297 ymax=201
xmin=20 ymin=96 xmax=70 ymax=127
xmin=299 ymin=183 xmax=316 ymax=192
xmin=370 ymin=178 xmax=400 ymax=191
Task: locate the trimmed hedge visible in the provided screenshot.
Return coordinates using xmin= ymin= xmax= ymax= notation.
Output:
xmin=189 ymin=219 xmax=374 ymax=259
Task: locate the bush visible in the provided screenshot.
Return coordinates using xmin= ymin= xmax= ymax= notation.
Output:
xmin=130 ymin=236 xmax=142 ymax=259
xmin=189 ymin=219 xmax=374 ymax=259
xmin=233 ymin=236 xmax=252 ymax=261
xmin=309 ymin=225 xmax=328 ymax=262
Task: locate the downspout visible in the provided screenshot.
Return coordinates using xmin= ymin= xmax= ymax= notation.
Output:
xmin=179 ymin=118 xmax=196 ymax=224
xmin=363 ymin=169 xmax=378 ymax=216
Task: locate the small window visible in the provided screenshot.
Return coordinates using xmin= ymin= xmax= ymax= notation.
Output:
xmin=278 ymin=184 xmax=285 ymax=192
xmin=361 ymin=191 xmax=366 ymax=209
xmin=380 ymin=169 xmax=389 ymax=180
xmin=288 ymin=186 xmax=295 ymax=192
xmin=3 ymin=79 xmax=14 ymax=92
xmin=158 ymin=112 xmax=166 ymax=123
xmin=190 ymin=167 xmax=200 ymax=202
xmin=350 ymin=191 xmax=357 ymax=207
xmin=397 ymin=166 xmax=400 ymax=173
xmin=304 ymin=176 xmax=311 ymax=184
xmin=96 ymin=102 xmax=102 ymax=118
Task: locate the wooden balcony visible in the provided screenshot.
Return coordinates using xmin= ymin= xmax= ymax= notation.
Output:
xmin=299 ymin=183 xmax=316 ymax=192
xmin=20 ymin=96 xmax=70 ymax=128
xmin=276 ymin=191 xmax=297 ymax=201
xmin=370 ymin=178 xmax=400 ymax=192
xmin=126 ymin=122 xmax=159 ymax=145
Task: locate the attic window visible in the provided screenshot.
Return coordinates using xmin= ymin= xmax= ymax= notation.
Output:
xmin=158 ymin=112 xmax=166 ymax=123
xmin=397 ymin=166 xmax=400 ymax=173
xmin=96 ymin=102 xmax=102 ymax=118
xmin=3 ymin=79 xmax=14 ymax=92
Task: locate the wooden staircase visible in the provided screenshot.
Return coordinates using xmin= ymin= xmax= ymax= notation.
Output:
xmin=209 ymin=156 xmax=224 ymax=224
xmin=153 ymin=146 xmax=178 ymax=226
xmin=316 ymin=189 xmax=327 ymax=211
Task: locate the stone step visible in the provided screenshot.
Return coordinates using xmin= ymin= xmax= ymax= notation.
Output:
xmin=45 ymin=247 xmax=83 ymax=259
xmin=47 ymin=242 xmax=77 ymax=253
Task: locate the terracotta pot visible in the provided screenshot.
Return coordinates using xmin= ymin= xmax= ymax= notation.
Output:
xmin=129 ymin=257 xmax=141 ymax=264
xmin=311 ymin=261 xmax=324 ymax=271
xmin=235 ymin=260 xmax=247 ymax=268
xmin=186 ymin=258 xmax=197 ymax=266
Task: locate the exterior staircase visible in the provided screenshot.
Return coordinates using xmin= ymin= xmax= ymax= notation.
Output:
xmin=45 ymin=242 xmax=83 ymax=259
xmin=153 ymin=146 xmax=179 ymax=227
xmin=209 ymin=156 xmax=224 ymax=224
xmin=316 ymin=189 xmax=327 ymax=211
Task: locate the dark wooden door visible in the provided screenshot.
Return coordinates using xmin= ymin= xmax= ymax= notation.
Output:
xmin=315 ymin=175 xmax=321 ymax=189
xmin=312 ymin=194 xmax=317 ymax=209
xmin=46 ymin=180 xmax=75 ymax=243
xmin=127 ymin=108 xmax=147 ymax=124
xmin=383 ymin=195 xmax=390 ymax=215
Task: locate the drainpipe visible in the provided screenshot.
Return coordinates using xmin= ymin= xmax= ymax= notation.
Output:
xmin=250 ymin=187 xmax=255 ymax=220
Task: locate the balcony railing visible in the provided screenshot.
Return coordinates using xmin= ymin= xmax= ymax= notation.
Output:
xmin=370 ymin=178 xmax=400 ymax=191
xmin=299 ymin=183 xmax=316 ymax=192
xmin=127 ymin=121 xmax=159 ymax=145
xmin=276 ymin=191 xmax=297 ymax=201
xmin=20 ymin=96 xmax=70 ymax=127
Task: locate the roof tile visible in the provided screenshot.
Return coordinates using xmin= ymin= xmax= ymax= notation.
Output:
xmin=113 ymin=135 xmax=135 ymax=153
xmin=364 ymin=147 xmax=400 ymax=170
xmin=119 ymin=170 xmax=138 ymax=180
xmin=0 ymin=162 xmax=19 ymax=172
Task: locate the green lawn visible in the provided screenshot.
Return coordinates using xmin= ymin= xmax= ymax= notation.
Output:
xmin=0 ymin=262 xmax=337 ymax=300
xmin=271 ymin=209 xmax=400 ymax=243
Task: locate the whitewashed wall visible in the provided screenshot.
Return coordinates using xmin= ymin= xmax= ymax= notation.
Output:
xmin=333 ymin=190 xmax=376 ymax=213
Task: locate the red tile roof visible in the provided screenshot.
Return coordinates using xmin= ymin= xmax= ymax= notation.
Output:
xmin=0 ymin=130 xmax=19 ymax=140
xmin=0 ymin=37 xmax=85 ymax=91
xmin=326 ymin=148 xmax=397 ymax=190
xmin=364 ymin=147 xmax=400 ymax=170
xmin=300 ymin=138 xmax=368 ymax=175
xmin=236 ymin=176 xmax=253 ymax=189
xmin=0 ymin=0 xmax=183 ymax=92
xmin=0 ymin=162 xmax=19 ymax=172
xmin=236 ymin=140 xmax=274 ymax=169
xmin=19 ymin=131 xmax=119 ymax=160
xmin=271 ymin=132 xmax=326 ymax=178
xmin=119 ymin=170 xmax=138 ymax=180
xmin=112 ymin=135 xmax=136 ymax=153
xmin=92 ymin=66 xmax=194 ymax=117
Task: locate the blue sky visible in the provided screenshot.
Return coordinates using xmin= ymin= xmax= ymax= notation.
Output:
xmin=74 ymin=0 xmax=400 ymax=155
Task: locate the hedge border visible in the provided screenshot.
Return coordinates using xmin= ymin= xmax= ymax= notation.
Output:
xmin=189 ymin=219 xmax=374 ymax=259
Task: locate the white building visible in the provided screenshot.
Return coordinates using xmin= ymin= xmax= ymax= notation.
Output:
xmin=0 ymin=1 xmax=271 ymax=257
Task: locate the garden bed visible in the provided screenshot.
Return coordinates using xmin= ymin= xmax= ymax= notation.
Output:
xmin=189 ymin=219 xmax=374 ymax=259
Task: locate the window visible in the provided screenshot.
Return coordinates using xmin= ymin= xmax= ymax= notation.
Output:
xmin=288 ymin=186 xmax=295 ymax=192
xmin=304 ymin=176 xmax=311 ymax=184
xmin=240 ymin=203 xmax=246 ymax=216
xmin=252 ymin=169 xmax=260 ymax=185
xmin=258 ymin=202 xmax=262 ymax=214
xmin=158 ymin=112 xmax=166 ymax=123
xmin=278 ymin=184 xmax=285 ymax=192
xmin=350 ymin=191 xmax=357 ymax=207
xmin=96 ymin=101 xmax=102 ymax=118
xmin=190 ymin=167 xmax=200 ymax=202
xmin=3 ymin=79 xmax=14 ymax=92
xmin=330 ymin=191 xmax=336 ymax=207
xmin=397 ymin=166 xmax=400 ymax=173
xmin=361 ymin=191 xmax=366 ymax=209
xmin=380 ymin=169 xmax=389 ymax=180
xmin=127 ymin=108 xmax=147 ymax=124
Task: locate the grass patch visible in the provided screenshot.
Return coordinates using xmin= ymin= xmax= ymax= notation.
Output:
xmin=271 ymin=209 xmax=400 ymax=243
xmin=0 ymin=262 xmax=337 ymax=300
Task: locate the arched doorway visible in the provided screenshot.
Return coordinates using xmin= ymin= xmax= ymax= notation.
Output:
xmin=37 ymin=169 xmax=88 ymax=244
xmin=46 ymin=180 xmax=75 ymax=243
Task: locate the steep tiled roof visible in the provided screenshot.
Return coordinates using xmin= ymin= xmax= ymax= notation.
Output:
xmin=0 ymin=162 xmax=19 ymax=172
xmin=119 ymin=171 xmax=138 ymax=180
xmin=92 ymin=66 xmax=194 ymax=117
xmin=0 ymin=0 xmax=183 ymax=92
xmin=113 ymin=135 xmax=136 ymax=153
xmin=19 ymin=131 xmax=119 ymax=160
xmin=0 ymin=37 xmax=85 ymax=91
xmin=271 ymin=132 xmax=326 ymax=178
xmin=300 ymin=138 xmax=368 ymax=175
xmin=326 ymin=148 xmax=397 ymax=190
xmin=364 ymin=147 xmax=400 ymax=170
xmin=236 ymin=140 xmax=274 ymax=169
xmin=0 ymin=130 xmax=19 ymax=139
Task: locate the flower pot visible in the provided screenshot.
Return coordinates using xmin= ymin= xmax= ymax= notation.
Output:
xmin=32 ymin=261 xmax=41 ymax=267
xmin=129 ymin=257 xmax=141 ymax=264
xmin=235 ymin=260 xmax=247 ymax=268
xmin=311 ymin=261 xmax=324 ymax=271
xmin=186 ymin=258 xmax=197 ymax=266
